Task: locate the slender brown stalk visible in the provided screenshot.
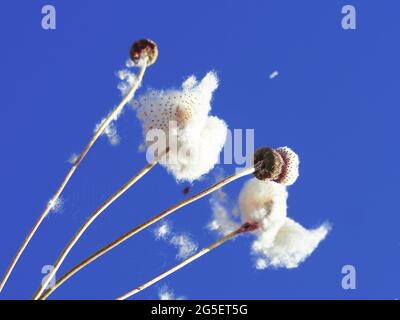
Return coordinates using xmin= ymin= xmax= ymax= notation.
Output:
xmin=39 ymin=166 xmax=255 ymax=300
xmin=116 ymin=227 xmax=243 ymax=300
xmin=0 ymin=61 xmax=148 ymax=294
xmin=32 ymin=148 xmax=166 ymax=299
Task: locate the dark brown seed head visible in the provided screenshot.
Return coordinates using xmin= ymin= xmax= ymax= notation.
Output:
xmin=252 ymin=147 xmax=284 ymax=181
xmin=130 ymin=39 xmax=158 ymax=66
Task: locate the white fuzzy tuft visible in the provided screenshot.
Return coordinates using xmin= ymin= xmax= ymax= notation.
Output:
xmin=158 ymin=285 xmax=185 ymax=300
xmin=136 ymin=71 xmax=227 ymax=182
xmin=170 ymin=234 xmax=198 ymax=260
xmin=94 ymin=118 xmax=120 ymax=146
xmin=208 ymin=187 xmax=240 ymax=236
xmin=68 ymin=153 xmax=79 ymax=165
xmin=269 ymin=71 xmax=279 ymax=79
xmin=238 ymin=178 xmax=330 ymax=269
xmin=154 ymin=221 xmax=171 ymax=240
xmin=154 ymin=223 xmax=198 ymax=260
xmin=253 ymin=219 xmax=331 ymax=269
xmin=48 ymin=196 xmax=63 ymax=213
xmin=117 ymin=68 xmax=137 ymax=98
xmin=239 ymin=179 xmax=288 ymax=248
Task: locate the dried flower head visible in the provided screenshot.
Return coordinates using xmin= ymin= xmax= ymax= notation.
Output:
xmin=130 ymin=39 xmax=158 ymax=66
xmin=136 ymin=72 xmax=227 ymax=182
xmin=252 ymin=147 xmax=284 ymax=182
xmin=252 ymin=146 xmax=299 ymax=186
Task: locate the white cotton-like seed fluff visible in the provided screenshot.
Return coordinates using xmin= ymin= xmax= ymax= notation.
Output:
xmin=117 ymin=68 xmax=137 ymax=98
xmin=48 ymin=196 xmax=63 ymax=213
xmin=135 ymin=71 xmax=228 ymax=182
xmin=255 ymin=258 xmax=268 ymax=270
xmin=239 ymin=179 xmax=288 ymax=248
xmin=239 ymin=178 xmax=330 ymax=269
xmin=154 ymin=221 xmax=171 ymax=240
xmin=208 ymin=189 xmax=240 ymax=236
xmin=269 ymin=71 xmax=279 ymax=79
xmin=158 ymin=285 xmax=185 ymax=300
xmin=94 ymin=118 xmax=120 ymax=146
xmin=170 ymin=234 xmax=198 ymax=260
xmin=253 ymin=219 xmax=331 ymax=269
xmin=117 ymin=60 xmax=141 ymax=108
xmin=68 ymin=153 xmax=79 ymax=165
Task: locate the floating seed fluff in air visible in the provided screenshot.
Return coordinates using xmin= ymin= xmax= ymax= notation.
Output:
xmin=135 ymin=72 xmax=228 ymax=182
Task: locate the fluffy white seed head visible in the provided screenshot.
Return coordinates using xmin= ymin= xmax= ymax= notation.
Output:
xmin=253 ymin=218 xmax=331 ymax=269
xmin=239 ymin=179 xmax=288 ymax=248
xmin=238 ymin=178 xmax=329 ymax=269
xmin=136 ymin=72 xmax=227 ymax=182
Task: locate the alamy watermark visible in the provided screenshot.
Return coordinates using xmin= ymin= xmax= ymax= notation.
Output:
xmin=341 ymin=264 xmax=356 ymax=290
xmin=341 ymin=5 xmax=356 ymax=30
xmin=144 ymin=121 xmax=255 ymax=172
xmin=41 ymin=265 xmax=56 ymax=290
xmin=41 ymin=5 xmax=56 ymax=30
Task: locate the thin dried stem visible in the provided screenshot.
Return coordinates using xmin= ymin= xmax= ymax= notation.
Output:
xmin=32 ymin=148 xmax=165 ymax=300
xmin=117 ymin=227 xmax=243 ymax=300
xmin=39 ymin=166 xmax=255 ymax=300
xmin=0 ymin=61 xmax=148 ymax=294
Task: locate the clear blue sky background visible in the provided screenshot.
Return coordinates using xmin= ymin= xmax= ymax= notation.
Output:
xmin=0 ymin=1 xmax=399 ymax=300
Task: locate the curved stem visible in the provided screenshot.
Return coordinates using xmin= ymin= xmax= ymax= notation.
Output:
xmin=32 ymin=151 xmax=162 ymax=300
xmin=117 ymin=227 xmax=243 ymax=300
xmin=0 ymin=63 xmax=147 ymax=294
xmin=39 ymin=166 xmax=255 ymax=300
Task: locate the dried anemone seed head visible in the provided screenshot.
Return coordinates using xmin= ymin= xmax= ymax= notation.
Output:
xmin=136 ymin=72 xmax=227 ymax=182
xmin=252 ymin=147 xmax=299 ymax=186
xmin=130 ymin=39 xmax=158 ymax=66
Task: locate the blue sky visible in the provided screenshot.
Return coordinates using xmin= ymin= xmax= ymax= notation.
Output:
xmin=0 ymin=0 xmax=399 ymax=300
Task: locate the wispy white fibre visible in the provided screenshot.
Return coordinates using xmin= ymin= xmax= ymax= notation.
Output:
xmin=93 ymin=60 xmax=141 ymax=147
xmin=48 ymin=196 xmax=63 ymax=213
xmin=170 ymin=234 xmax=198 ymax=260
xmin=153 ymin=222 xmax=198 ymax=260
xmin=208 ymin=188 xmax=240 ymax=236
xmin=135 ymin=72 xmax=228 ymax=182
xmin=68 ymin=153 xmax=79 ymax=165
xmin=117 ymin=68 xmax=137 ymax=98
xmin=239 ymin=178 xmax=330 ymax=269
xmin=158 ymin=285 xmax=185 ymax=300
xmin=94 ymin=119 xmax=120 ymax=146
xmin=154 ymin=221 xmax=171 ymax=240
xmin=269 ymin=71 xmax=279 ymax=79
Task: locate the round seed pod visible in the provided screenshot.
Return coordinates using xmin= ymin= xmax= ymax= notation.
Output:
xmin=130 ymin=39 xmax=158 ymax=66
xmin=274 ymin=147 xmax=299 ymax=186
xmin=252 ymin=147 xmax=284 ymax=182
